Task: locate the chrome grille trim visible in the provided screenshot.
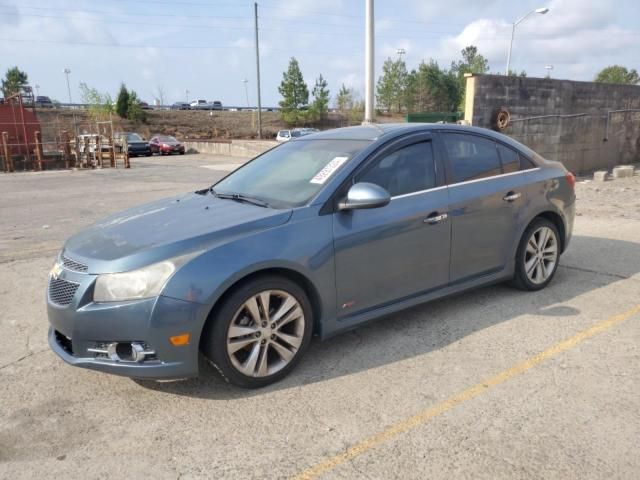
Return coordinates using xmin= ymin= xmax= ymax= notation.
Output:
xmin=61 ymin=254 xmax=88 ymax=273
xmin=49 ymin=277 xmax=80 ymax=306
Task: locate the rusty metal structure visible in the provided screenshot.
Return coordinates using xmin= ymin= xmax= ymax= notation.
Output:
xmin=1 ymin=95 xmax=130 ymax=173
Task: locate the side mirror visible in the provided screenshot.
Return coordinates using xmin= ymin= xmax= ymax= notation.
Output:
xmin=338 ymin=182 xmax=391 ymax=211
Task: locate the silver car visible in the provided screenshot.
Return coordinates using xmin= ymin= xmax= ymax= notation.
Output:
xmin=47 ymin=124 xmax=576 ymax=388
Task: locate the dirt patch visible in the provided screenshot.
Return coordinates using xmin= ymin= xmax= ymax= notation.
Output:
xmin=575 ymin=166 xmax=640 ymax=220
xmin=33 ymin=109 xmax=405 ymax=143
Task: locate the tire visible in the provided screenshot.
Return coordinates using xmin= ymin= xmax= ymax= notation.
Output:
xmin=201 ymin=275 xmax=313 ymax=388
xmin=511 ymin=218 xmax=561 ymax=291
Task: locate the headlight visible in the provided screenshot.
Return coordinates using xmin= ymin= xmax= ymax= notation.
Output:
xmin=93 ymin=253 xmax=195 ymax=302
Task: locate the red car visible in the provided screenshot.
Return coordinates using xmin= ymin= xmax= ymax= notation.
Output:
xmin=149 ymin=135 xmax=185 ymax=155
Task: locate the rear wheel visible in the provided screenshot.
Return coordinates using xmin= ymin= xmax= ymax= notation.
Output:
xmin=202 ymin=275 xmax=313 ymax=388
xmin=512 ymin=218 xmax=560 ymax=291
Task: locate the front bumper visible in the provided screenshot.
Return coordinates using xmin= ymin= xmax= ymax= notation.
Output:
xmin=47 ymin=267 xmax=209 ymax=379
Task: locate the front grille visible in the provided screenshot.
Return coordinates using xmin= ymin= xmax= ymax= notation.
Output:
xmin=61 ymin=254 xmax=88 ymax=273
xmin=49 ymin=277 xmax=80 ymax=306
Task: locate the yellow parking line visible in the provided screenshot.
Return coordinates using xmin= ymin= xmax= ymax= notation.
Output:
xmin=292 ymin=304 xmax=640 ymax=480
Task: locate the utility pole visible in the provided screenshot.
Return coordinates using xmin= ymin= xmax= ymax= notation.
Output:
xmin=363 ymin=0 xmax=374 ymax=124
xmin=35 ymin=84 xmax=40 ymax=97
xmin=254 ymin=2 xmax=263 ymax=139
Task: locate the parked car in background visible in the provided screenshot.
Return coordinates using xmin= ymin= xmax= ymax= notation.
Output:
xmin=171 ymin=102 xmax=190 ymax=110
xmin=149 ymin=135 xmax=185 ymax=155
xmin=210 ymin=101 xmax=223 ymax=110
xmin=46 ymin=123 xmax=576 ymax=388
xmin=190 ymin=99 xmax=208 ymax=109
xmin=35 ymin=96 xmax=54 ymax=108
xmin=114 ymin=132 xmax=151 ymax=157
xmin=276 ymin=128 xmax=316 ymax=142
xmin=139 ymin=101 xmax=153 ymax=110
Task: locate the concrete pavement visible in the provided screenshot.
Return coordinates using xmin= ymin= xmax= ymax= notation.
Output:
xmin=0 ymin=156 xmax=638 ymax=479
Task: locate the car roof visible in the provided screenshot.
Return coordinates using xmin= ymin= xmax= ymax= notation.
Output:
xmin=301 ymin=123 xmax=526 ymax=146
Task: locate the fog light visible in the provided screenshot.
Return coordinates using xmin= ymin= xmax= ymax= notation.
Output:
xmin=103 ymin=342 xmax=154 ymax=362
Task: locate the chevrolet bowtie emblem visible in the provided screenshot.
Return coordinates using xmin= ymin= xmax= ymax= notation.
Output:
xmin=50 ymin=262 xmax=63 ymax=280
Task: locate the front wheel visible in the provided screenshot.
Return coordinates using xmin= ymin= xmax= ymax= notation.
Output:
xmin=511 ymin=218 xmax=560 ymax=291
xmin=201 ymin=275 xmax=313 ymax=388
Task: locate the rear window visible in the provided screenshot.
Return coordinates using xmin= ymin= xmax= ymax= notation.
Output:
xmin=443 ymin=133 xmax=502 ymax=183
xmin=497 ymin=144 xmax=536 ymax=173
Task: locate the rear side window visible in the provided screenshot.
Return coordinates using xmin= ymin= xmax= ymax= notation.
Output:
xmin=497 ymin=144 xmax=520 ymax=173
xmin=497 ymin=144 xmax=536 ymax=173
xmin=357 ymin=141 xmax=436 ymax=197
xmin=443 ymin=133 xmax=501 ymax=183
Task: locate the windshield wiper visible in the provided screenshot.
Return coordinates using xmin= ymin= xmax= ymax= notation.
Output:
xmin=211 ymin=189 xmax=270 ymax=208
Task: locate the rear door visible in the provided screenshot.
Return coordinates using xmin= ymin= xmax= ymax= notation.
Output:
xmin=439 ymin=132 xmax=529 ymax=283
xmin=333 ymin=134 xmax=450 ymax=316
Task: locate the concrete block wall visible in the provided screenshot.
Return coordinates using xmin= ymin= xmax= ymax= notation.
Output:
xmin=465 ymin=74 xmax=640 ymax=173
xmin=183 ymin=140 xmax=278 ymax=158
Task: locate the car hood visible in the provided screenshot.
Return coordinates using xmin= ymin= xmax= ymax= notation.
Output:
xmin=62 ymin=192 xmax=293 ymax=274
xmin=128 ymin=141 xmax=148 ymax=147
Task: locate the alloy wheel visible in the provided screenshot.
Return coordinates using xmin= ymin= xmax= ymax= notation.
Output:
xmin=524 ymin=226 xmax=558 ymax=284
xmin=226 ymin=290 xmax=305 ymax=377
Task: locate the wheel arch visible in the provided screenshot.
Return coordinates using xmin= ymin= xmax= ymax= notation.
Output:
xmin=200 ymin=266 xmax=324 ymax=348
xmin=532 ymin=211 xmax=567 ymax=253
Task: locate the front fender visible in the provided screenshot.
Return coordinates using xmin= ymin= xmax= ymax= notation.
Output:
xmin=161 ymin=208 xmax=336 ymax=337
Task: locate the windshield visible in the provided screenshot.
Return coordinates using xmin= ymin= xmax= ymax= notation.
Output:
xmin=127 ymin=133 xmax=143 ymax=142
xmin=213 ymin=139 xmax=370 ymax=208
xmin=158 ymin=135 xmax=177 ymax=142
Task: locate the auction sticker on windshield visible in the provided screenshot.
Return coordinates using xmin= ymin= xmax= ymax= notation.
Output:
xmin=310 ymin=156 xmax=349 ymax=184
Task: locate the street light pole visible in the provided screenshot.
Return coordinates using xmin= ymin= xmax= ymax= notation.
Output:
xmin=63 ymin=68 xmax=72 ymax=104
xmin=363 ymin=0 xmax=375 ymax=124
xmin=35 ymin=84 xmax=40 ymax=97
xmin=505 ymin=7 xmax=549 ymax=75
xmin=242 ymin=79 xmax=250 ymax=108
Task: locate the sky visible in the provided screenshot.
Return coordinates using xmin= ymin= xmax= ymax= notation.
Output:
xmin=1 ymin=0 xmax=639 ymax=107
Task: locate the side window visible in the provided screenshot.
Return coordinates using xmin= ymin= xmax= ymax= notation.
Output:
xmin=497 ymin=144 xmax=536 ymax=172
xmin=497 ymin=144 xmax=520 ymax=173
xmin=443 ymin=133 xmax=502 ymax=183
xmin=357 ymin=141 xmax=436 ymax=197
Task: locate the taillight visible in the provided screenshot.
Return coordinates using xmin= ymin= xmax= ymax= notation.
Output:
xmin=566 ymin=172 xmax=576 ymax=189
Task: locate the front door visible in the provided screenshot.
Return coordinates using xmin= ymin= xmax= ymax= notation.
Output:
xmin=333 ymin=136 xmax=450 ymax=317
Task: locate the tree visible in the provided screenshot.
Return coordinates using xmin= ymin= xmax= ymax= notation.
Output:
xmin=79 ymin=82 xmax=114 ymax=120
xmin=376 ymin=57 xmax=408 ymax=113
xmin=1 ymin=66 xmax=28 ymax=98
xmin=506 ymin=69 xmax=527 ymax=77
xmin=450 ymin=45 xmax=490 ymax=110
xmin=126 ymin=90 xmax=146 ymax=123
xmin=405 ymin=60 xmax=460 ymax=113
xmin=594 ymin=65 xmax=640 ymax=85
xmin=115 ymin=83 xmax=130 ymax=118
xmin=335 ymin=84 xmax=353 ymax=113
xmin=278 ymin=57 xmax=309 ymax=124
xmin=310 ymin=74 xmax=330 ymax=121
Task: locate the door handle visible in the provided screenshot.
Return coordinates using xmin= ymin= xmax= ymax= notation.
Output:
xmin=424 ymin=212 xmax=448 ymax=224
xmin=503 ymin=191 xmax=522 ymax=202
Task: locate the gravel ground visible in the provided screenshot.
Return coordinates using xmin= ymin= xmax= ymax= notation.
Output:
xmin=574 ymin=164 xmax=640 ymax=220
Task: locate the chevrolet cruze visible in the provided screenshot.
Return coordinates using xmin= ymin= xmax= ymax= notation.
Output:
xmin=47 ymin=124 xmax=575 ymax=388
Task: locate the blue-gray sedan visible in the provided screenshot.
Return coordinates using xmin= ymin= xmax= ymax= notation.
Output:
xmin=47 ymin=124 xmax=576 ymax=388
